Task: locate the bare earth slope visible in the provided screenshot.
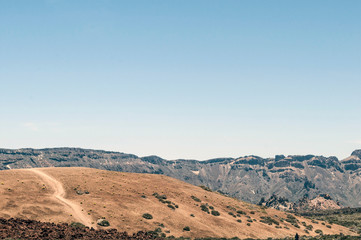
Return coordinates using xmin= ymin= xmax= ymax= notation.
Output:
xmin=27 ymin=168 xmax=96 ymax=229
xmin=0 ymin=167 xmax=355 ymax=239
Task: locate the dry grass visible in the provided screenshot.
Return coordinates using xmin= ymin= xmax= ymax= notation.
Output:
xmin=0 ymin=167 xmax=356 ymax=239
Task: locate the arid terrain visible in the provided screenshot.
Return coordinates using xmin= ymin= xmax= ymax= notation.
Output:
xmin=0 ymin=167 xmax=356 ymax=239
xmin=1 ymin=148 xmax=361 ymax=207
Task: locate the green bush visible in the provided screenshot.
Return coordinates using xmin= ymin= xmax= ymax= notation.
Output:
xmin=259 ymin=216 xmax=279 ymax=225
xmin=285 ymin=214 xmax=298 ymax=224
xmin=199 ymin=185 xmax=212 ymax=192
xmin=167 ymin=204 xmax=175 ymax=210
xmin=142 ymin=213 xmax=153 ymax=219
xmin=97 ymin=219 xmax=110 ymax=227
xmin=228 ymin=212 xmax=236 ymax=218
xmin=191 ymin=196 xmax=201 ymax=202
xmin=201 ymin=204 xmax=210 ymax=213
xmin=237 ymin=210 xmax=246 ymax=215
xmin=153 ymin=192 xmax=167 ymax=200
xmin=211 ymin=210 xmax=220 ymax=216
xmin=183 ymin=226 xmax=190 ymax=231
xmin=305 ymin=224 xmax=313 ymax=230
xmin=70 ymin=222 xmax=86 ymax=229
xmin=227 ymin=206 xmax=237 ymax=211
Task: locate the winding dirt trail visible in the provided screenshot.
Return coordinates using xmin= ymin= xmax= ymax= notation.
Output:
xmin=27 ymin=168 xmax=96 ymax=229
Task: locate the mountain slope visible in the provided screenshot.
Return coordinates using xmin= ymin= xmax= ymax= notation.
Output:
xmin=0 ymin=167 xmax=355 ymax=239
xmin=1 ymin=148 xmax=361 ymax=207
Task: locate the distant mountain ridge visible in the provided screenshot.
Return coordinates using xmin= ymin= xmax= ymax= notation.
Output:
xmin=1 ymin=147 xmax=361 ymax=207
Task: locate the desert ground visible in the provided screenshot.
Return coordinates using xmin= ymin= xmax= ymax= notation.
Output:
xmin=0 ymin=167 xmax=356 ymax=239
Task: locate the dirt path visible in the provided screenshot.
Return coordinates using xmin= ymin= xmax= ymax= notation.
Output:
xmin=28 ymin=168 xmax=96 ymax=229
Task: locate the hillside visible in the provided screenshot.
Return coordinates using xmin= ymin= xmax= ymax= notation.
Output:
xmin=299 ymin=207 xmax=361 ymax=235
xmin=1 ymin=148 xmax=361 ymax=207
xmin=260 ymin=194 xmax=342 ymax=212
xmin=0 ymin=167 xmax=355 ymax=239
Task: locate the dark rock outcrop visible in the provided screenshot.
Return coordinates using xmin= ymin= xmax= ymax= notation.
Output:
xmin=0 ymin=218 xmax=160 ymax=240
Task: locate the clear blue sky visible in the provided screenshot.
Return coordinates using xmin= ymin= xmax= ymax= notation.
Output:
xmin=1 ymin=0 xmax=360 ymax=160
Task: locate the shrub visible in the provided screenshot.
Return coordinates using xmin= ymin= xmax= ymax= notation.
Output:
xmin=259 ymin=216 xmax=279 ymax=225
xmin=227 ymin=206 xmax=236 ymax=211
xmin=183 ymin=226 xmax=190 ymax=231
xmin=153 ymin=192 xmax=167 ymax=201
xmin=201 ymin=204 xmax=209 ymax=213
xmin=191 ymin=196 xmax=201 ymax=202
xmin=199 ymin=185 xmax=212 ymax=192
xmin=211 ymin=210 xmax=220 ymax=216
xmin=305 ymin=224 xmax=313 ymax=230
xmin=142 ymin=213 xmax=153 ymax=219
xmin=71 ymin=222 xmax=86 ymax=229
xmin=97 ymin=219 xmax=110 ymax=227
xmin=228 ymin=212 xmax=236 ymax=218
xmin=237 ymin=210 xmax=246 ymax=215
xmin=237 ymin=219 xmax=242 ymax=223
xmin=167 ymin=204 xmax=175 ymax=210
xmin=293 ymin=223 xmax=300 ymax=228
xmin=315 ymin=229 xmax=323 ymax=235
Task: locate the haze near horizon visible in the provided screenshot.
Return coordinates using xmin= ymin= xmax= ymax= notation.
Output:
xmin=1 ymin=1 xmax=360 ymax=160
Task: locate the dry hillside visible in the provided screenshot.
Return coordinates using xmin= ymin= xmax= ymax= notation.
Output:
xmin=0 ymin=167 xmax=355 ymax=239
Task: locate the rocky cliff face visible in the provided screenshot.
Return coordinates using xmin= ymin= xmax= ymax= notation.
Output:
xmin=1 ymin=148 xmax=361 ymax=207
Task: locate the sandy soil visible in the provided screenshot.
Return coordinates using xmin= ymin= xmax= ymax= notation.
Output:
xmin=0 ymin=167 xmax=356 ymax=239
xmin=27 ymin=168 xmax=96 ymax=229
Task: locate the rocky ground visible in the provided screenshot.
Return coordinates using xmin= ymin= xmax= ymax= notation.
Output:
xmin=0 ymin=218 xmax=160 ymax=240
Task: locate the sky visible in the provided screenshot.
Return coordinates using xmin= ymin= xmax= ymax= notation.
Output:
xmin=0 ymin=0 xmax=360 ymax=160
